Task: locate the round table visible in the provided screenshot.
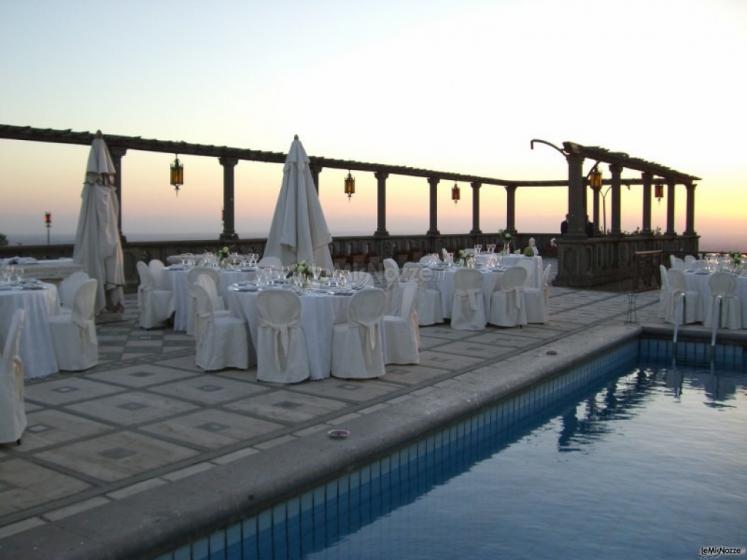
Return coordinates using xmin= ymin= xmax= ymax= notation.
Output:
xmin=164 ymin=266 xmax=258 ymax=332
xmin=225 ymin=287 xmax=352 ymax=380
xmin=684 ymin=271 xmax=747 ymax=326
xmin=0 ymin=283 xmax=59 ymax=378
xmin=427 ymin=267 xmax=505 ymax=319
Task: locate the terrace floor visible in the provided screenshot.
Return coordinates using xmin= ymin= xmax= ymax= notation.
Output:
xmin=0 ymin=283 xmax=736 ymax=558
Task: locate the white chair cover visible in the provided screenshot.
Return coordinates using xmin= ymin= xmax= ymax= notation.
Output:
xmin=191 ymin=284 xmax=249 ymax=371
xmin=49 ymin=279 xmax=98 ymax=371
xmin=489 ymin=266 xmax=528 ymax=327
xmin=383 ymin=258 xmax=402 ymax=315
xmin=670 ymin=255 xmax=685 ymax=270
xmin=684 ymin=255 xmax=697 ymax=267
xmin=256 ymin=290 xmax=309 ymax=383
xmin=0 ymin=310 xmax=26 ymax=444
xmin=402 ymin=262 xmax=443 ymax=326
xmin=524 ymin=264 xmax=552 ymax=324
xmin=59 ymin=271 xmax=90 ymax=311
xmin=332 ymin=288 xmax=386 ymax=379
xmin=383 ymin=281 xmax=420 ymax=364
xmin=186 ymin=268 xmax=227 ymax=335
xmin=704 ymin=272 xmax=741 ymax=330
xmin=665 ymin=269 xmax=699 ymax=325
xmin=451 ymin=269 xmax=487 ymax=330
xmin=658 ymin=265 xmax=673 ymax=319
xmin=258 ymin=256 xmax=282 ymax=269
xmin=136 ymin=261 xmax=173 ymax=329
xmin=148 ymin=259 xmax=168 ymax=290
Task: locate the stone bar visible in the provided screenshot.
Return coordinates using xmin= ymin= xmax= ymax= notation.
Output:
xmin=427 ymin=177 xmax=440 ymax=236
xmin=566 ymin=154 xmax=587 ymax=237
xmin=109 ymin=146 xmax=127 ymax=240
xmin=470 ymin=181 xmax=482 ymax=235
xmin=666 ymin=180 xmax=676 ymax=235
xmin=609 ymin=164 xmax=622 ymax=236
xmin=219 ymin=157 xmax=239 ymax=241
xmin=374 ymin=170 xmax=389 ymax=237
xmin=685 ymin=182 xmax=696 ymax=234
xmin=641 ymin=172 xmax=652 ymax=234
xmin=506 ymin=185 xmax=517 ymax=233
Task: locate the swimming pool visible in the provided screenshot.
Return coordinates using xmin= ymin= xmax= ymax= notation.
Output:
xmin=156 ymin=339 xmax=747 ymax=559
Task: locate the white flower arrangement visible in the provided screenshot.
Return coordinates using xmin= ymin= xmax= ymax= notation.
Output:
xmin=289 ymin=260 xmax=312 ymax=278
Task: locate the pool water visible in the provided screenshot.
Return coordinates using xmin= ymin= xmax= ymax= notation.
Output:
xmin=159 ymin=340 xmax=747 ymax=560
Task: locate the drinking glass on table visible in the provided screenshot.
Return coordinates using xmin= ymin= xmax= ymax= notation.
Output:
xmin=474 ymin=244 xmax=482 ymax=255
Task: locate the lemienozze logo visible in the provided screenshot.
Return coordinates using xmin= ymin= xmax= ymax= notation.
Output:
xmin=700 ymin=546 xmax=746 ymax=558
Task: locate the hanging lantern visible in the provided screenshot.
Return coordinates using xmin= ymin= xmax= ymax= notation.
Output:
xmin=44 ymin=212 xmax=52 ymax=226
xmin=451 ymin=182 xmax=460 ymax=204
xmin=170 ymin=154 xmax=184 ymax=193
xmin=344 ymin=170 xmax=355 ymax=200
xmin=654 ymin=182 xmax=664 ymax=202
xmin=590 ymin=168 xmax=603 ymax=190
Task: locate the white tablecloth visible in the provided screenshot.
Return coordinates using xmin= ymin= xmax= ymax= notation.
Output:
xmin=225 ymin=288 xmax=351 ymax=380
xmin=164 ymin=267 xmax=258 ymax=332
xmin=15 ymin=259 xmax=83 ymax=283
xmin=0 ymin=283 xmax=59 ymax=378
xmin=684 ymin=272 xmax=747 ymax=327
xmin=497 ymin=255 xmax=543 ymax=289
xmin=427 ymin=267 xmax=505 ymax=319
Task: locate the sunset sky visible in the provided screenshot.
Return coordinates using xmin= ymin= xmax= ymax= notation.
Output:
xmin=1 ymin=0 xmax=745 ymax=251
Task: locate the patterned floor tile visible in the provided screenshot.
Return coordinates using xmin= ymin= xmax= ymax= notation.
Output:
xmin=225 ymin=390 xmax=347 ymax=424
xmin=148 ymin=376 xmax=268 ymax=405
xmin=64 ymin=392 xmax=198 ymax=425
xmin=87 ymin=364 xmax=199 ymax=388
xmin=25 ymin=378 xmax=125 ymax=406
xmin=8 ymin=410 xmax=112 ymax=451
xmin=0 ymin=459 xmax=90 ymax=516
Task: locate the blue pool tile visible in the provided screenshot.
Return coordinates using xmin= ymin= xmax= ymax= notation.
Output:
xmin=257 ymin=511 xmax=272 ymax=560
xmin=209 ymin=529 xmax=226 ymax=560
xmin=225 ymin=523 xmax=241 ymax=560
xmin=192 ymin=537 xmax=209 ymax=560
xmin=241 ymin=517 xmax=258 ymax=559
xmin=173 ymin=545 xmax=190 ymax=560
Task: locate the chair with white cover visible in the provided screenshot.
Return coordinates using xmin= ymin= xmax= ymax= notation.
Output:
xmin=451 ymin=269 xmax=487 ymax=330
xmin=382 ymin=281 xmax=420 ymax=364
xmin=59 ymin=271 xmax=90 ymax=312
xmin=670 ymin=255 xmax=685 ymax=270
xmin=524 ymin=264 xmax=552 ymax=324
xmin=256 ymin=290 xmax=309 ymax=383
xmin=684 ymin=255 xmax=697 ymax=268
xmin=383 ymin=258 xmax=402 ymax=315
xmin=658 ymin=265 xmax=674 ymax=319
xmin=489 ymin=266 xmax=528 ymax=328
xmin=0 ymin=310 xmax=26 ymax=445
xmin=402 ymin=262 xmax=443 ymax=325
xmin=191 ymin=283 xmax=249 ymax=371
xmin=48 ymin=279 xmax=98 ymax=371
xmin=332 ymin=288 xmax=386 ymax=379
xmin=136 ymin=261 xmax=173 ymax=329
xmin=258 ymin=256 xmax=282 ymax=269
xmin=348 ymin=271 xmax=375 ymax=289
xmin=704 ymin=272 xmax=741 ymax=331
xmin=186 ymin=267 xmax=226 ymax=334
xmin=664 ymin=269 xmax=699 ymax=325
xmin=149 ymin=259 xmax=168 ymax=290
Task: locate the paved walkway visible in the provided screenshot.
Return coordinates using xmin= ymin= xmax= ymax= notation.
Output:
xmin=0 ymin=286 xmax=665 ymax=543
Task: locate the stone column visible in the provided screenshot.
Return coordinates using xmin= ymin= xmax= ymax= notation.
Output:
xmin=506 ymin=185 xmax=517 ymax=233
xmin=219 ymin=157 xmax=239 ymax=241
xmin=609 ymin=164 xmax=622 ymax=235
xmin=666 ymin=179 xmax=676 ymax=236
xmin=427 ymin=177 xmax=440 ymax=236
xmin=592 ymin=182 xmax=601 ymax=235
xmin=109 ymin=146 xmax=127 ymax=241
xmin=374 ymin=170 xmax=389 ymax=237
xmin=685 ymin=182 xmax=696 ymax=234
xmin=567 ymin=154 xmax=587 ymax=237
xmin=309 ymin=164 xmax=322 ymax=193
xmin=470 ymin=181 xmax=482 ymax=235
xmin=641 ymin=172 xmax=652 ymax=235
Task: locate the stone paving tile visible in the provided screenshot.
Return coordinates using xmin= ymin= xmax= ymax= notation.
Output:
xmin=87 ymin=364 xmax=199 ymax=388
xmin=382 ymin=364 xmax=451 ymax=386
xmin=417 ymin=350 xmax=485 ymax=371
xmin=434 ymin=340 xmax=516 ymax=360
xmin=6 ymin=410 xmax=112 ymax=451
xmin=225 ymin=390 xmax=347 ymax=424
xmin=36 ymin=431 xmax=198 ymax=483
xmin=148 ymin=376 xmax=268 ymax=405
xmin=25 ymin=378 xmax=125 ymax=406
xmin=288 ymin=378 xmax=404 ymax=403
xmin=139 ymin=409 xmax=282 ymax=450
xmin=0 ymin=459 xmax=90 ymax=517
xmin=416 ymin=326 xmax=474 ymax=340
xmin=64 ymin=392 xmax=198 ymax=425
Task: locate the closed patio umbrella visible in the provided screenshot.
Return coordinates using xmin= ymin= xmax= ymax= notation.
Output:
xmin=263 ymin=135 xmax=333 ymax=270
xmin=73 ymin=131 xmax=125 ymax=314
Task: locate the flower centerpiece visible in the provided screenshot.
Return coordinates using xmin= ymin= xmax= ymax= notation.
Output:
xmin=730 ymin=252 xmax=743 ymax=267
xmin=218 ymin=246 xmax=230 ymax=267
xmin=289 ymin=260 xmax=313 ymax=279
xmin=498 ymin=229 xmax=512 ymax=255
